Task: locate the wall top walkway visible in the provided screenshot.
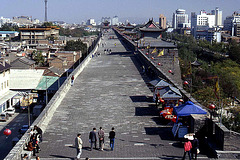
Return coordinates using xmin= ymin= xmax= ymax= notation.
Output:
xmin=30 ymin=29 xmax=203 ymax=159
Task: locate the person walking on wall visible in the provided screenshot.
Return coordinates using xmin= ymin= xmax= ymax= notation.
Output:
xmin=191 ymin=135 xmax=199 ymax=160
xmin=182 ymin=138 xmax=192 ymax=160
xmin=98 ymin=127 xmax=104 ymax=151
xmin=71 ymin=75 xmax=74 ymax=86
xmin=89 ymin=128 xmax=97 ymax=150
xmin=34 ymin=125 xmax=42 ymax=142
xmin=75 ymin=133 xmax=83 ymax=160
xmin=109 ymin=127 xmax=115 ymax=151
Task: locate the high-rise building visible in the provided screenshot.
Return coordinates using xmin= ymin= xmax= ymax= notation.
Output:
xmin=211 ymin=7 xmax=222 ymax=26
xmin=224 ymin=12 xmax=240 ymax=36
xmin=191 ymin=10 xmax=217 ymax=41
xmin=159 ymin=14 xmax=166 ymax=29
xmin=112 ymin=16 xmax=119 ymax=25
xmin=172 ymin=9 xmax=189 ymax=29
xmin=0 ymin=17 xmax=11 ymax=27
xmin=191 ymin=10 xmax=215 ymax=28
xmin=87 ymin=18 xmax=96 ymax=26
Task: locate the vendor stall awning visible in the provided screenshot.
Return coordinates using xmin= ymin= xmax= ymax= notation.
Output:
xmin=149 ymin=78 xmax=170 ymax=88
xmin=36 ymin=76 xmax=66 ymax=90
xmin=159 ymin=86 xmax=182 ymax=99
xmin=173 ymin=101 xmax=207 ymax=116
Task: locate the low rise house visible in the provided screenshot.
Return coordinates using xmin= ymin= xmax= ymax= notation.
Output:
xmin=48 ymin=56 xmax=67 ymax=71
xmin=11 ymin=57 xmax=35 ymax=69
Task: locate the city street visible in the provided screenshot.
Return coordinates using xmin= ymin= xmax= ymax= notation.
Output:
xmin=0 ymin=112 xmax=29 ymax=160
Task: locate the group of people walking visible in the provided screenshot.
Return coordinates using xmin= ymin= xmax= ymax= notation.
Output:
xmin=27 ymin=125 xmax=43 ymax=157
xmin=104 ymin=48 xmax=111 ymax=54
xmin=75 ymin=127 xmax=115 ymax=160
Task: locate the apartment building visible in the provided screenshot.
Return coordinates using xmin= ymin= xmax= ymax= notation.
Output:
xmin=19 ymin=26 xmax=60 ymax=45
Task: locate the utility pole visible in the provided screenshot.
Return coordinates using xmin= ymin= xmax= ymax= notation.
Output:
xmin=46 ymin=77 xmax=48 ymax=105
xmin=45 ymin=0 xmax=48 ymax=22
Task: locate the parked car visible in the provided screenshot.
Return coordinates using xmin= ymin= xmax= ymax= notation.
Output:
xmin=0 ymin=112 xmax=9 ymax=121
xmin=19 ymin=125 xmax=29 ymax=134
xmin=4 ymin=108 xmax=15 ymax=116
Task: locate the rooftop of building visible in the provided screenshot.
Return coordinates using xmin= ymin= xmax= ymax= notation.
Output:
xmin=19 ymin=26 xmax=60 ymax=31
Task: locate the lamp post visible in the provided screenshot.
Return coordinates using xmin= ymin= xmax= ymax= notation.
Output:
xmin=45 ymin=77 xmax=49 ymax=105
xmin=183 ymin=79 xmax=192 ymax=98
xmin=209 ymin=104 xmax=215 ymax=120
xmin=28 ymin=97 xmax=30 ymax=127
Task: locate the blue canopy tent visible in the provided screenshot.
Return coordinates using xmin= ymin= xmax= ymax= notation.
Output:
xmin=172 ymin=101 xmax=207 ymax=138
xmin=173 ymin=101 xmax=207 ymax=116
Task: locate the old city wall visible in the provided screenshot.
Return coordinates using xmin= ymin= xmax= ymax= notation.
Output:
xmin=4 ymin=36 xmax=102 ymax=160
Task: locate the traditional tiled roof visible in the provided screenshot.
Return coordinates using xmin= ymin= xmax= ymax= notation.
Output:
xmin=191 ymin=60 xmax=202 ymax=66
xmin=149 ymin=78 xmax=170 ymax=88
xmin=48 ymin=66 xmax=64 ymax=76
xmin=159 ymin=86 xmax=182 ymax=99
xmin=138 ymin=38 xmax=176 ymax=48
xmin=140 ymin=19 xmax=164 ymax=32
xmin=11 ymin=57 xmax=36 ymax=67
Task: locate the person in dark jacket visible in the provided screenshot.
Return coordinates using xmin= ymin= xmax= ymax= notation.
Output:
xmin=191 ymin=135 xmax=199 ymax=160
xmin=109 ymin=127 xmax=115 ymax=151
xmin=34 ymin=125 xmax=42 ymax=142
xmin=98 ymin=127 xmax=104 ymax=151
xmin=89 ymin=128 xmax=97 ymax=150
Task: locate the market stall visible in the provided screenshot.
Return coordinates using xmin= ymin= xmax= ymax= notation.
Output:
xmin=172 ymin=101 xmax=207 ymax=138
xmin=158 ymin=85 xmax=182 ymax=107
xmin=149 ymin=78 xmax=170 ymax=102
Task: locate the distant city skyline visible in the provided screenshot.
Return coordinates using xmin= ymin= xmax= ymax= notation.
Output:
xmin=0 ymin=0 xmax=239 ymax=24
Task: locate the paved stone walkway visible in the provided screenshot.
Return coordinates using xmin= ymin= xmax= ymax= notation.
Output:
xmin=38 ymin=30 xmax=208 ymax=160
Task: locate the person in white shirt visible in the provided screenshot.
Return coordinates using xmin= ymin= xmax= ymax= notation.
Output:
xmin=75 ymin=133 xmax=83 ymax=160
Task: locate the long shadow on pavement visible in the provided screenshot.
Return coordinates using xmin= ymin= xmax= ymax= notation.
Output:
xmin=135 ymin=107 xmax=159 ymax=116
xmin=130 ymin=95 xmax=152 ymax=103
xmin=145 ymin=127 xmax=175 ymax=141
xmin=50 ymin=155 xmax=74 ymax=160
xmin=160 ymin=154 xmax=183 ymax=160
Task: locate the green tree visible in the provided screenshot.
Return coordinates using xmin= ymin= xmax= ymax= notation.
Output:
xmin=0 ymin=24 xmax=19 ymax=31
xmin=42 ymin=22 xmax=54 ymax=27
xmin=229 ymin=40 xmax=240 ymax=64
xmin=64 ymin=40 xmax=87 ymax=53
xmin=59 ymin=27 xmax=99 ymax=37
xmin=33 ymin=51 xmax=45 ymax=66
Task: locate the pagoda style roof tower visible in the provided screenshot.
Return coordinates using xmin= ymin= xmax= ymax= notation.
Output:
xmin=139 ymin=18 xmax=165 ymax=38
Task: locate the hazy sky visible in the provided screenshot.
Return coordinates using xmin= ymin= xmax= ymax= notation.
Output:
xmin=0 ymin=0 xmax=239 ymax=24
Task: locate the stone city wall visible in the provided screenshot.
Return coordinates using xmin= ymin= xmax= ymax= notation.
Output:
xmin=4 ymin=36 xmax=102 ymax=160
